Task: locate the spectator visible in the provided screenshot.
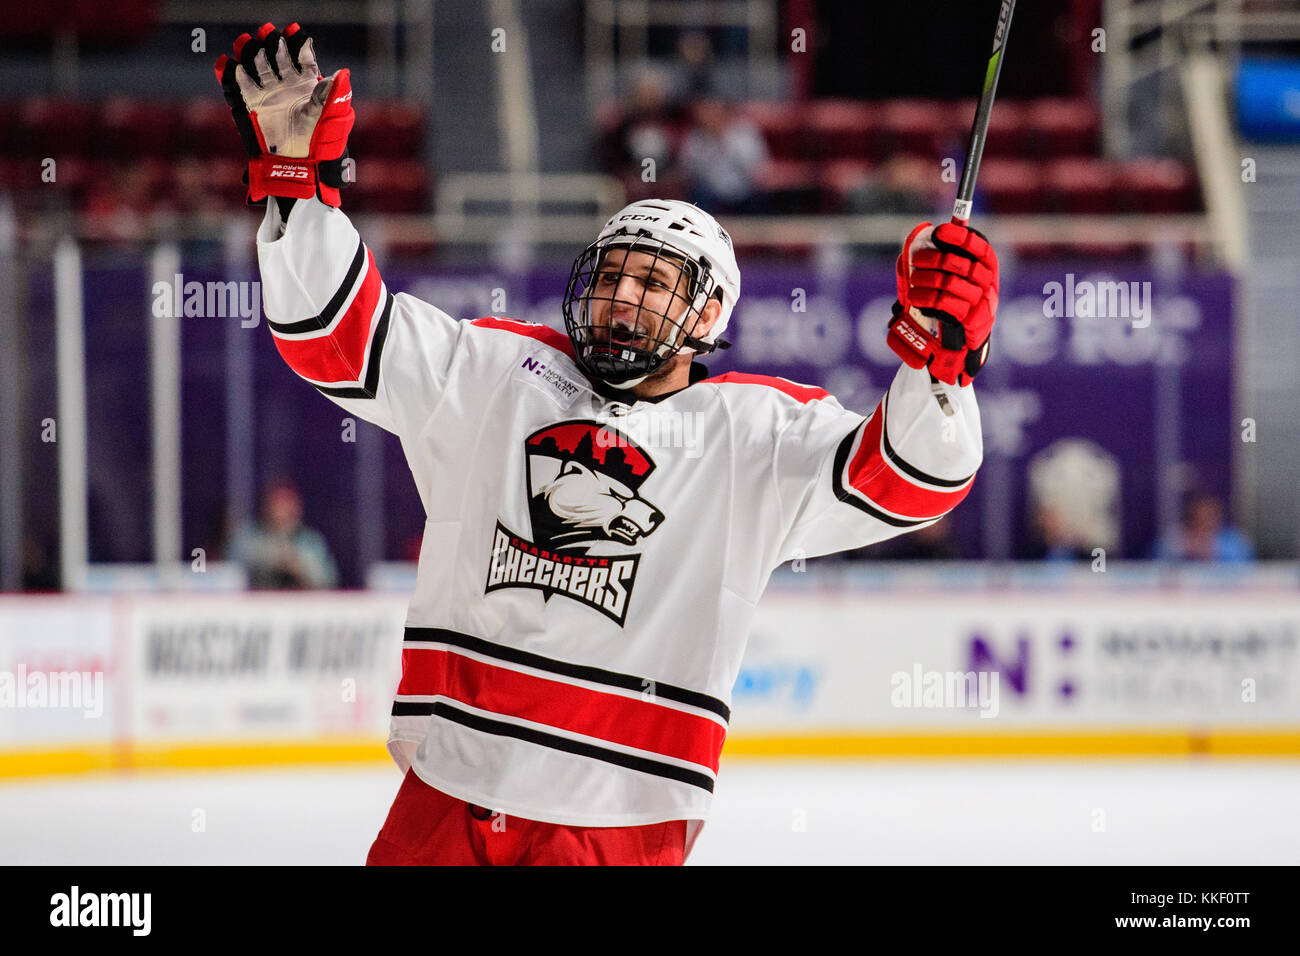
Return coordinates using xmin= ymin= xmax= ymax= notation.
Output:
xmin=1027 ymin=503 xmax=1095 ymax=562
xmin=679 ymin=97 xmax=770 ymax=214
xmin=887 ymin=515 xmax=963 ymax=560
xmin=676 ymin=30 xmax=717 ymax=99
xmin=82 ymin=161 xmax=161 ymax=243
xmin=1150 ymin=491 xmax=1255 ymax=562
xmin=21 ymin=535 xmax=59 ymax=591
xmin=227 ymin=480 xmax=339 ymax=589
xmin=844 ymin=156 xmax=940 ymax=216
xmin=602 ymin=68 xmax=684 ymax=202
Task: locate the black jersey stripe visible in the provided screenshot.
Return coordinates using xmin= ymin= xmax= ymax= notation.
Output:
xmin=880 ymin=389 xmax=975 ymax=489
xmin=429 ymin=699 xmax=716 ymax=792
xmin=269 ymin=238 xmax=367 ymax=335
xmin=402 ymin=626 xmax=731 ymax=722
xmin=831 ymin=425 xmax=931 ymax=528
xmin=312 ymin=290 xmax=394 ymax=400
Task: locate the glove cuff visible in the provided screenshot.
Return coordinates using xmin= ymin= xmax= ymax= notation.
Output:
xmin=247 ymin=155 xmax=350 ymax=207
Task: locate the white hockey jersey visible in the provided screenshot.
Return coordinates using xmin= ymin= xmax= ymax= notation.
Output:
xmin=256 ymin=197 xmax=984 ymax=853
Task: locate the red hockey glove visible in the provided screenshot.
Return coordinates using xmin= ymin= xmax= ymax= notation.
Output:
xmin=214 ymin=22 xmax=355 ymax=207
xmin=885 ymin=221 xmax=998 ymax=387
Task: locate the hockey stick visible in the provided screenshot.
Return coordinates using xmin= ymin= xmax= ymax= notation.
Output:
xmin=923 ymin=0 xmax=1017 ymax=414
xmin=952 ymin=0 xmax=1017 ymax=226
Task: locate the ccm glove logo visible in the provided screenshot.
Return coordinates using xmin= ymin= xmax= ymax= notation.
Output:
xmin=268 ymin=163 xmax=311 ymax=180
xmin=895 ymin=322 xmax=928 ymax=353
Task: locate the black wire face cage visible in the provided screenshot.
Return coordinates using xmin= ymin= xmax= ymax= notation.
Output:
xmin=562 ymin=230 xmax=716 ymax=386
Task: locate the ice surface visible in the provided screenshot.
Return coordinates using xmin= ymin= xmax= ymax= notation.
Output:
xmin=1 ymin=760 xmax=1296 ymax=865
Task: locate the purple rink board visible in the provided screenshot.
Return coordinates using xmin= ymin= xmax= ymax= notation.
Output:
xmin=57 ymin=259 xmax=1234 ymax=585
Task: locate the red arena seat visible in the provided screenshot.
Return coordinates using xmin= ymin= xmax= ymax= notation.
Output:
xmin=16 ymin=99 xmax=97 ymax=157
xmin=976 ymin=158 xmax=1045 ymax=214
xmin=348 ymin=159 xmax=430 ymax=213
xmin=1025 ymin=98 xmax=1102 ymax=157
xmin=180 ymin=97 xmax=241 ymax=158
xmin=1115 ymin=158 xmax=1201 ymax=213
xmin=351 ymin=101 xmax=425 ymax=158
xmin=877 ymin=100 xmax=951 ymax=160
xmin=740 ymin=101 xmax=807 ymax=160
xmin=1043 ymin=157 xmax=1116 ymax=213
xmin=756 ymin=159 xmax=822 ymax=211
xmin=101 ymin=98 xmax=181 ymax=157
xmin=807 ymin=100 xmax=877 ymax=161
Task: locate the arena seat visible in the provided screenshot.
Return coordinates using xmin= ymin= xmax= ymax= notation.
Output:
xmin=756 ymin=159 xmax=823 ymax=213
xmin=347 ymin=158 xmax=430 ymax=213
xmin=1116 ymin=158 xmax=1201 ymax=213
xmin=180 ymin=97 xmax=241 ymax=157
xmin=1044 ymin=157 xmax=1116 ymax=214
xmin=977 ymin=158 xmax=1045 ymax=214
xmin=877 ymin=100 xmax=951 ymax=160
xmin=350 ymin=101 xmax=425 ymax=158
xmin=16 ymin=99 xmax=97 ymax=157
xmin=740 ymin=101 xmax=806 ymax=160
xmin=1026 ymin=98 xmax=1102 ymax=157
xmin=101 ymin=98 xmax=180 ymax=157
xmin=807 ymin=100 xmax=877 ymax=160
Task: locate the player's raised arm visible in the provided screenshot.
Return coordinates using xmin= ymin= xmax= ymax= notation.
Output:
xmin=215 ymin=22 xmax=464 ymax=438
xmin=764 ymin=220 xmax=997 ymax=563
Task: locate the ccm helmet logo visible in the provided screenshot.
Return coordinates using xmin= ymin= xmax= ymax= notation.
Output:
xmin=268 ymin=164 xmax=311 ymax=180
xmin=617 ymin=214 xmax=659 ymax=222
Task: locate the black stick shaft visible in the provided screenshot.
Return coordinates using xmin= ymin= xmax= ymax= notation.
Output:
xmin=952 ymin=0 xmax=1018 ymax=224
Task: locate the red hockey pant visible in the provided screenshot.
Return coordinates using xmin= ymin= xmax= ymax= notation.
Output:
xmin=366 ymin=768 xmax=688 ymax=866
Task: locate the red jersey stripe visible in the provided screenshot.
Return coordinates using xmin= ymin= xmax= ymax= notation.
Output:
xmin=273 ymin=247 xmax=384 ymax=384
xmin=398 ymin=647 xmax=726 ymax=773
xmin=702 ymin=371 xmax=830 ymax=405
xmin=845 ymin=405 xmax=974 ymax=519
xmin=472 ymin=317 xmax=575 ymax=358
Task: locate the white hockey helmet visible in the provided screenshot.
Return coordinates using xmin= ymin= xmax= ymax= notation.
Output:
xmin=562 ymin=199 xmax=741 ymax=387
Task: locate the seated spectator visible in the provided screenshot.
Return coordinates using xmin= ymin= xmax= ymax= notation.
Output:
xmin=887 ymin=515 xmax=963 ymax=560
xmin=602 ymin=68 xmax=684 ymax=202
xmin=1150 ymin=491 xmax=1255 ymax=562
xmin=227 ymin=480 xmax=339 ymax=589
xmin=1027 ymin=503 xmax=1095 ymax=562
xmin=679 ymin=97 xmax=770 ymax=214
xmin=844 ymin=156 xmax=940 ymax=216
xmin=82 ymin=162 xmax=160 ymax=243
xmin=676 ymin=29 xmax=717 ymax=99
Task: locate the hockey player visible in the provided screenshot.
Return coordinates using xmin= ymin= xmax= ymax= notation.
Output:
xmin=216 ymin=24 xmax=997 ymax=865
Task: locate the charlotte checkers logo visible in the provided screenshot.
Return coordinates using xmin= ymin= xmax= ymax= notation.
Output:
xmin=485 ymin=421 xmax=664 ymax=626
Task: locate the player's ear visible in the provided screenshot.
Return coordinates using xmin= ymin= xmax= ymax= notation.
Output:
xmin=693 ymin=292 xmax=723 ymax=340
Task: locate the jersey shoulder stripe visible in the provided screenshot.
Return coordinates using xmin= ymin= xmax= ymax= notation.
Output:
xmin=470 ymin=317 xmax=575 ymax=358
xmin=701 ymin=371 xmax=830 ymax=405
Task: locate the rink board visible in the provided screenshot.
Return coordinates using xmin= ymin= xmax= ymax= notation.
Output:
xmin=1 ymin=588 xmax=1298 ymax=776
